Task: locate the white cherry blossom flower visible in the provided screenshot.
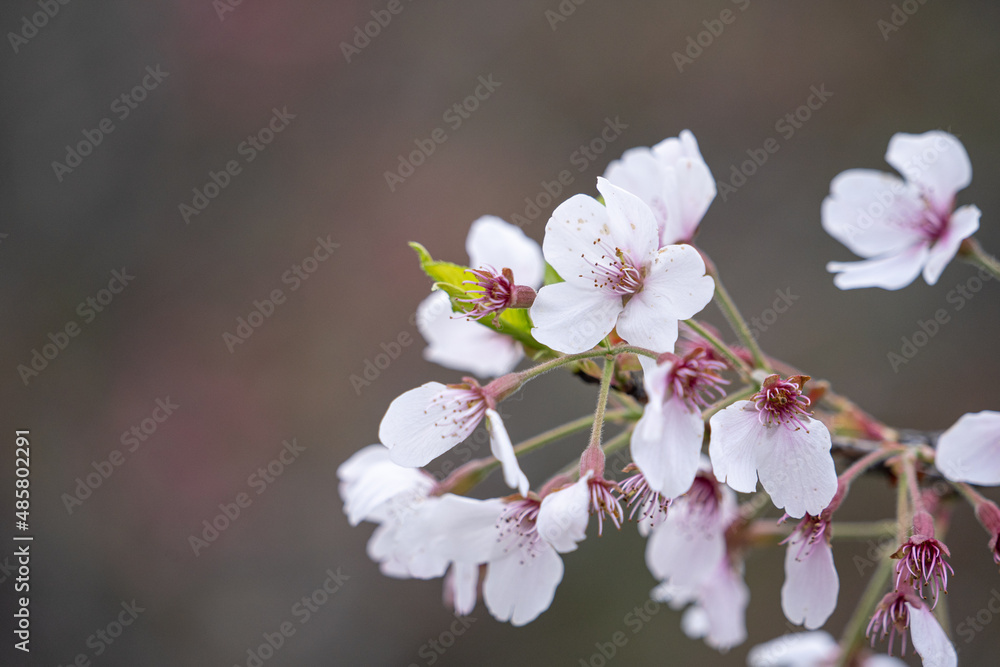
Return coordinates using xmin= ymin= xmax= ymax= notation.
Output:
xmin=934 ymin=409 xmax=1000 ymax=486
xmin=747 ymin=631 xmax=907 ymax=667
xmin=417 ymin=215 xmax=545 ymax=377
xmin=656 ymin=557 xmax=749 ymax=652
xmin=781 ymin=516 xmax=838 ymax=630
xmin=530 ymin=177 xmax=715 ymax=354
xmin=823 ymin=130 xmax=980 ymax=290
xmin=709 ymin=375 xmax=837 ymax=519
xmin=867 ymin=589 xmax=957 ymax=667
xmin=378 ymin=375 xmax=528 ymax=495
xmin=631 ymin=350 xmax=727 ymax=498
xmin=604 ymin=130 xmax=716 ymax=246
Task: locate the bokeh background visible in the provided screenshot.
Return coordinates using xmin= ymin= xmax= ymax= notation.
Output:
xmin=3 ymin=1 xmax=1000 ymax=665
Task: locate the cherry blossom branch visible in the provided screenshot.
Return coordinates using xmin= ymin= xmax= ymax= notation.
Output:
xmin=700 ymin=385 xmax=757 ymax=421
xmin=959 ymin=237 xmax=1000 ymax=281
xmin=683 ymin=318 xmax=756 ymax=384
xmin=747 ymin=520 xmax=896 ymax=545
xmin=517 ymin=344 xmax=659 ymax=384
xmin=699 ymin=254 xmax=771 ymax=371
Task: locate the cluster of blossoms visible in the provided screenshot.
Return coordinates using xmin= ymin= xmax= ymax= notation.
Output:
xmin=341 ymin=129 xmax=1000 ymax=665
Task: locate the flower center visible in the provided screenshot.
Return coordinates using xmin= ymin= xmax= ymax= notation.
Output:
xmin=460 ymin=266 xmax=515 ymax=320
xmin=427 ymin=382 xmax=488 ymax=437
xmin=588 ymin=476 xmax=624 ymax=535
xmin=619 ymin=465 xmax=671 ymax=522
xmin=753 ymin=375 xmax=812 ymax=430
xmin=866 ymin=592 xmax=912 ymax=657
xmin=666 ymin=349 xmax=729 ymax=410
xmin=582 ymin=241 xmax=644 ymax=296
xmin=497 ymin=498 xmax=544 ymax=561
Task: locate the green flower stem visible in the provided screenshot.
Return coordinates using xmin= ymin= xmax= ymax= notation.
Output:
xmin=703 ymin=259 xmax=771 ymax=371
xmin=959 ymin=237 xmax=1000 ymax=281
xmin=701 ymin=385 xmax=757 ymax=421
xmin=683 ymin=318 xmax=756 ymax=385
xmin=517 ymin=345 xmax=659 ymax=383
xmin=748 ymin=520 xmax=897 ymax=545
xmin=589 ymin=358 xmax=617 ymax=450
xmin=836 ymin=553 xmax=894 ymax=667
xmin=952 ymin=480 xmax=990 ymax=508
xmin=839 ymin=446 xmax=905 ymax=487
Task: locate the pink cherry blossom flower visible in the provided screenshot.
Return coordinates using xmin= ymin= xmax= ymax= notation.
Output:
xmin=892 ymin=511 xmax=953 ymax=607
xmin=748 ymin=631 xmax=907 ymax=667
xmin=378 ymin=376 xmax=528 ymax=495
xmin=631 ymin=350 xmax=727 ymax=498
xmin=417 ymin=215 xmax=544 ymax=377
xmin=934 ymin=410 xmax=1000 ymax=486
xmin=603 ymin=130 xmax=717 ymax=246
xmin=823 ymin=130 xmax=980 ymax=290
xmin=530 ymin=177 xmax=715 ymax=354
xmin=867 ymin=589 xmax=957 ymax=667
xmin=780 ymin=515 xmax=839 ymax=629
xmin=709 ymin=375 xmax=837 ymax=519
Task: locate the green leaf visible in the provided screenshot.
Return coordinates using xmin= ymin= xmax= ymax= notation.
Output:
xmin=408 ymin=242 xmax=549 ymax=353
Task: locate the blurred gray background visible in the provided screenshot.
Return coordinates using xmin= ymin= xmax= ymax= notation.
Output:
xmin=2 ymin=1 xmax=999 ymax=665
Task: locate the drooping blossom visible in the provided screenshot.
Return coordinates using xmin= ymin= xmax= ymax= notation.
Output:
xmin=417 ymin=215 xmax=545 ymax=377
xmin=603 ymin=130 xmax=717 ymax=246
xmin=934 ymin=409 xmax=1000 ymax=486
xmin=747 ymin=631 xmax=907 ymax=667
xmin=892 ymin=511 xmax=953 ymax=607
xmin=378 ymin=375 xmax=528 ymax=495
xmin=631 ymin=350 xmax=727 ymax=498
xmin=530 ymin=177 xmax=715 ymax=354
xmin=618 ymin=464 xmax=671 ymax=536
xmin=709 ymin=375 xmax=837 ymax=519
xmin=655 ymin=557 xmax=750 ymax=652
xmin=780 ymin=515 xmax=839 ymax=630
xmin=822 ymin=130 xmax=980 ymax=290
xmin=867 ymin=588 xmax=957 ymax=667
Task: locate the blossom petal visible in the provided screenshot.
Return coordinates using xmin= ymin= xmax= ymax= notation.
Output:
xmin=338 ymin=445 xmax=433 ymax=526
xmin=395 ymin=494 xmax=506 ymax=567
xmin=379 ymin=382 xmax=482 ymax=467
xmin=542 ymin=193 xmax=616 ymax=286
xmin=417 ymin=292 xmax=523 ymax=377
xmin=935 ymin=410 xmax=1000 ymax=485
xmin=756 ymin=417 xmax=837 ymax=519
xmin=486 ymin=409 xmax=529 ymax=496
xmin=466 ymin=215 xmax=545 ymax=288
xmin=923 ymin=204 xmax=980 ymax=285
xmin=530 ymin=281 xmax=622 ymax=353
xmin=483 ymin=543 xmax=563 ymax=626
xmin=536 ymin=476 xmax=590 ymax=553
xmin=653 ymin=130 xmax=716 ymax=243
xmin=595 ymin=177 xmax=660 ymax=261
xmin=886 ymin=131 xmax=971 ymax=216
xmin=709 ymin=402 xmax=765 ymax=493
xmin=822 ymin=169 xmax=926 ymax=258
xmin=827 ymin=242 xmax=929 ymax=291
xmin=632 ymin=395 xmax=705 ymax=499
xmin=694 ymin=562 xmax=749 ymax=651
xmin=446 ymin=562 xmax=480 ymax=616
xmin=781 ymin=535 xmax=839 ymax=629
xmin=746 ymin=631 xmax=839 ymax=667
xmin=603 ymin=147 xmax=668 ymax=231
xmin=646 ymin=500 xmax=725 ymax=588
xmin=907 ymin=602 xmax=958 ymax=667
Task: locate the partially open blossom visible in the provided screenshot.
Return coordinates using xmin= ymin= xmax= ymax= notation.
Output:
xmin=603 ymin=130 xmax=717 ymax=246
xmin=934 ymin=410 xmax=1000 ymax=486
xmin=748 ymin=631 xmax=907 ymax=667
xmin=631 ymin=350 xmax=727 ymax=498
xmin=378 ymin=375 xmax=528 ymax=494
xmin=893 ymin=511 xmax=953 ymax=607
xmin=781 ymin=515 xmax=839 ymax=629
xmin=867 ymin=589 xmax=957 ymax=667
xmin=823 ymin=130 xmax=980 ymax=290
xmin=709 ymin=375 xmax=837 ymax=518
xmin=530 ymin=177 xmax=715 ymax=354
xmin=460 ymin=266 xmax=536 ymax=321
xmin=417 ymin=215 xmax=545 ymax=377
